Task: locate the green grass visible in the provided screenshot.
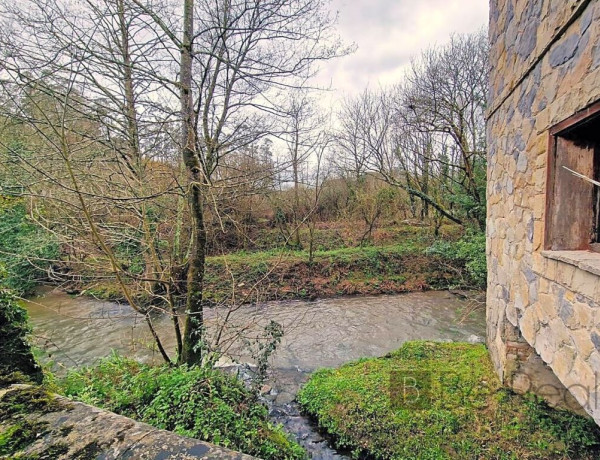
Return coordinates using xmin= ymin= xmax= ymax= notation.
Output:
xmin=236 ymin=222 xmax=444 ymax=254
xmin=59 ymin=355 xmax=305 ymax=460
xmin=297 ymin=341 xmax=600 ymax=460
xmin=211 ymin=236 xmax=426 ymax=265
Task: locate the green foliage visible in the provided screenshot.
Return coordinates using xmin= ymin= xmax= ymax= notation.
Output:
xmin=244 ymin=320 xmax=284 ymax=394
xmin=446 ymin=158 xmax=487 ymax=228
xmin=0 ymin=198 xmax=59 ymax=295
xmin=203 ymin=237 xmax=460 ymax=303
xmin=0 ymin=289 xmax=43 ymax=384
xmin=0 ymin=138 xmax=32 ymax=194
xmin=110 ymin=229 xmax=145 ymax=276
xmin=523 ymin=394 xmax=600 ymax=452
xmin=376 ymin=186 xmax=399 ymax=203
xmin=298 ymin=341 xmax=600 ymax=460
xmin=60 ymin=355 xmax=305 ymax=460
xmin=426 ymin=232 xmax=486 ymax=289
xmin=86 ymin=224 xmax=477 ymax=304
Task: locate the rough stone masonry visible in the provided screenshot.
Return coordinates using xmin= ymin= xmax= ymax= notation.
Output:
xmin=487 ymin=0 xmax=600 ymax=422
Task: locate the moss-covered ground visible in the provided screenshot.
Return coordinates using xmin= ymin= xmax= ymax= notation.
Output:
xmin=297 ymin=341 xmax=600 ymax=460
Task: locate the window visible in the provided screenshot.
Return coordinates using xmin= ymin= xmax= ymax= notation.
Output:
xmin=545 ymin=100 xmax=600 ymax=251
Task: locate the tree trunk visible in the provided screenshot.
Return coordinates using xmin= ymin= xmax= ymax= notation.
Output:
xmin=181 ymin=179 xmax=206 ymax=365
xmin=292 ymin=130 xmax=301 ymax=248
xmin=421 ymin=148 xmax=430 ymax=220
xmin=179 ymin=0 xmax=205 ymax=366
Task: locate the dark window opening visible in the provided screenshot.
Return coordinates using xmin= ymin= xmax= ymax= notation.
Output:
xmin=545 ymin=101 xmax=600 ymax=251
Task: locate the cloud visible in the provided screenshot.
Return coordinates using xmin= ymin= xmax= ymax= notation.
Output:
xmin=314 ymin=0 xmax=489 ymax=100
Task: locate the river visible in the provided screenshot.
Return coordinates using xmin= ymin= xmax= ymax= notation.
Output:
xmin=23 ymin=289 xmax=486 ymax=459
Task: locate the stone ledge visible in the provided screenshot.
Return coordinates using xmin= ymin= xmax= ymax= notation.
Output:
xmin=542 ymin=250 xmax=600 ymax=277
xmin=0 ymin=384 xmax=257 ymax=460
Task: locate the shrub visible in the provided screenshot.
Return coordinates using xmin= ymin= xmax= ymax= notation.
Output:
xmin=426 ymin=232 xmax=486 ymax=289
xmin=0 ymin=288 xmax=43 ymax=385
xmin=60 ymin=355 xmax=305 ymax=460
xmin=0 ymin=198 xmax=59 ymax=295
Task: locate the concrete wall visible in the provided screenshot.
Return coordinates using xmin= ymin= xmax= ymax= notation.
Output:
xmin=487 ymin=0 xmax=600 ymax=421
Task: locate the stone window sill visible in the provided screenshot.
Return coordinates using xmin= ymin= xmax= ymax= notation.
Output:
xmin=542 ymin=250 xmax=600 ymax=276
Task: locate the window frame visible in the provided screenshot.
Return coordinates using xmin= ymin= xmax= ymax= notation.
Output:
xmin=544 ymin=100 xmax=600 ymax=251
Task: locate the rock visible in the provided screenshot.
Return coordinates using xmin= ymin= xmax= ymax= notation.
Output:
xmin=260 ymin=384 xmax=272 ymax=395
xmin=466 ymin=334 xmax=484 ymax=344
xmin=0 ymin=385 xmax=257 ymax=459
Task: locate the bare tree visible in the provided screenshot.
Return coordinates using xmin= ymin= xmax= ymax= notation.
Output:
xmin=279 ymin=92 xmax=329 ymax=248
xmin=333 ymin=30 xmax=488 ymax=229
xmin=402 ymin=30 xmax=488 ymax=227
xmin=305 ymin=131 xmax=331 ymax=263
xmin=0 ymin=0 xmax=349 ymax=366
xmin=0 ymin=0 xmax=183 ymax=363
xmin=172 ymin=0 xmax=349 ymax=363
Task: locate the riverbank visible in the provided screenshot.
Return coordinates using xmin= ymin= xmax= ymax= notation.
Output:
xmin=79 ymin=233 xmax=486 ymax=305
xmin=0 ymin=198 xmax=485 ymax=305
xmin=297 ymin=341 xmax=600 ymax=460
xmin=1 ymin=290 xmax=300 ymax=460
xmin=58 ymin=357 xmax=305 ymax=459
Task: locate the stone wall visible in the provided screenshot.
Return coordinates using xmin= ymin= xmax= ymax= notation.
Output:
xmin=0 ymin=384 xmax=256 ymax=459
xmin=487 ymin=0 xmax=600 ymax=421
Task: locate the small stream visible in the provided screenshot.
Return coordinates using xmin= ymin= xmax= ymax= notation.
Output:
xmin=23 ymin=289 xmax=486 ymax=459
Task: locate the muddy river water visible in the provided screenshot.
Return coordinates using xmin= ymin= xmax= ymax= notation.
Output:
xmin=24 ymin=289 xmax=486 ymax=459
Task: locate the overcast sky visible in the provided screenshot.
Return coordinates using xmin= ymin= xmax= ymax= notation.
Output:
xmin=316 ymin=0 xmax=489 ymax=100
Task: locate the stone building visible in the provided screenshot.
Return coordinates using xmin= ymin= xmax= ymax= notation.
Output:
xmin=487 ymin=0 xmax=600 ymax=422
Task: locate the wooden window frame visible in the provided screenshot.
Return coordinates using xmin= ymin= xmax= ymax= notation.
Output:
xmin=545 ymin=100 xmax=600 ymax=251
